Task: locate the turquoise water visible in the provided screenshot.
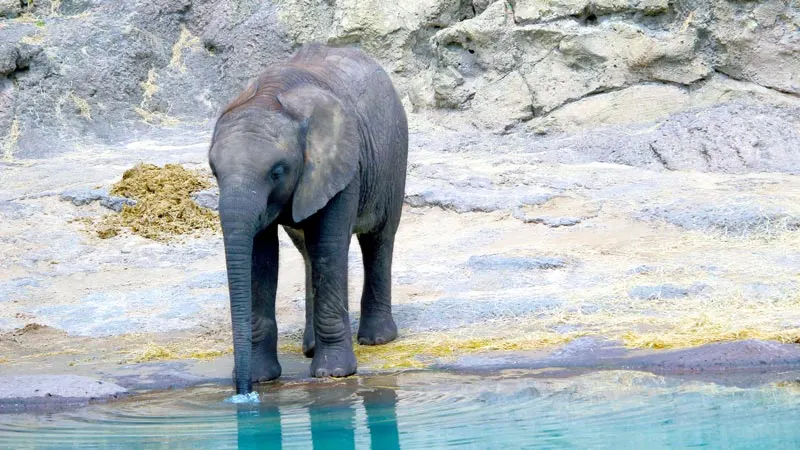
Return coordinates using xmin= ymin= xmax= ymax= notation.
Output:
xmin=1 ymin=370 xmax=799 ymax=449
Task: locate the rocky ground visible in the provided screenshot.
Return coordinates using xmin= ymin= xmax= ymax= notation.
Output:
xmin=2 ymin=100 xmax=800 ymax=405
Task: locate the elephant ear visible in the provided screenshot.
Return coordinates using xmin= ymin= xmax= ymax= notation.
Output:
xmin=277 ymin=86 xmax=360 ymax=223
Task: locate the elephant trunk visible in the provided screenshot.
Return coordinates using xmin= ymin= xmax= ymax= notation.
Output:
xmin=219 ymin=186 xmax=262 ymax=395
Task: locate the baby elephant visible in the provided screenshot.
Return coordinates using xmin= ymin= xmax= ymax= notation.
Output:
xmin=208 ymin=44 xmax=408 ymax=394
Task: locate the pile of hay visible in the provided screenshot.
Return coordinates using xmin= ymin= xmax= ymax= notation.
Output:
xmin=97 ymin=163 xmax=219 ymax=241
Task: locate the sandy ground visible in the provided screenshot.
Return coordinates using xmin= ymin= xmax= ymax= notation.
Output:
xmin=2 ymin=111 xmax=800 ymax=405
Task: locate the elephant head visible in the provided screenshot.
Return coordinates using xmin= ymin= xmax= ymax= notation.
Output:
xmin=209 ymin=84 xmax=360 ymax=394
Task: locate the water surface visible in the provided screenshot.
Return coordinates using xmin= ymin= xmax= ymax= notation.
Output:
xmin=1 ymin=370 xmax=799 ymax=449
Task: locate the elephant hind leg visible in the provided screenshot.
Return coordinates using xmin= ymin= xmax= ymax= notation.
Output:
xmin=284 ymin=227 xmax=315 ymax=358
xmin=356 ymin=231 xmax=398 ymax=346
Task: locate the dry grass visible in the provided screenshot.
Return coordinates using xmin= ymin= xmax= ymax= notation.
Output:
xmin=2 ymin=118 xmax=20 ymax=162
xmin=140 ymin=69 xmax=159 ymax=103
xmin=169 ymin=25 xmax=201 ymax=72
xmin=128 ymin=343 xmax=176 ymax=363
xmin=18 ymin=349 xmax=81 ymax=360
xmin=124 ymin=342 xmax=232 ymax=364
xmin=134 ymin=107 xmax=181 ymax=127
xmin=680 ymin=10 xmax=696 ymax=32
xmin=96 ymin=163 xmax=219 ymax=241
xmin=356 ymin=332 xmax=580 ymax=369
xmin=275 ymin=292 xmax=800 ymax=370
xmin=135 ymin=68 xmax=180 ymax=126
xmin=69 ymin=91 xmax=92 ymax=120
xmin=20 ymin=33 xmax=45 ymax=45
xmin=616 ymin=308 xmax=800 ymax=350
xmin=543 ymin=292 xmax=800 ymax=351
xmin=13 ymin=13 xmax=38 ymax=24
xmin=280 ymin=331 xmax=582 ymax=370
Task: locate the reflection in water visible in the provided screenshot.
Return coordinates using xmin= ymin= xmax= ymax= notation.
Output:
xmin=360 ymin=384 xmax=401 ymax=450
xmin=237 ymin=404 xmax=283 ymax=449
xmin=235 ymin=381 xmax=401 ymax=449
xmin=3 ymin=370 xmax=800 ymax=448
xmin=308 ymin=390 xmax=356 ymax=449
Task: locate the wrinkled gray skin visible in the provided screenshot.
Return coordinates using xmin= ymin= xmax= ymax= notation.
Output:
xmin=209 ymin=44 xmax=409 ymax=394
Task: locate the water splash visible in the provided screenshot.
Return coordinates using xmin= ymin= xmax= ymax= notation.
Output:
xmin=224 ymin=392 xmax=260 ymax=404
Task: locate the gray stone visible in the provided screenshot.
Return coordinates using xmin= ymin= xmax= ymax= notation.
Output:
xmin=404 ymin=175 xmax=554 ymax=213
xmin=467 ymin=254 xmax=568 ymax=271
xmin=60 ymin=188 xmax=108 ymax=206
xmin=99 ymin=195 xmax=137 ymax=212
xmin=512 ymin=210 xmax=585 ymax=227
xmin=60 ymin=188 xmax=136 ymax=211
xmin=0 ymin=200 xmax=37 ymax=219
xmin=0 ymin=277 xmax=41 ymax=303
xmin=191 ymin=187 xmax=219 ymax=211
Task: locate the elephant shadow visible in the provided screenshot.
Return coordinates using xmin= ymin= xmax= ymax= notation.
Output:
xmin=235 ymin=384 xmax=401 ymax=449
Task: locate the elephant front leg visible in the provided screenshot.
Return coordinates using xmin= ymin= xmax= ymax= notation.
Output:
xmin=248 ymin=225 xmax=282 ymax=383
xmin=357 ymin=232 xmax=398 ymax=346
xmin=305 ymin=222 xmax=357 ymax=378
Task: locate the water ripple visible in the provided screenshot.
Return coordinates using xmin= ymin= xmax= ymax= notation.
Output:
xmin=2 ymin=372 xmax=800 ymax=449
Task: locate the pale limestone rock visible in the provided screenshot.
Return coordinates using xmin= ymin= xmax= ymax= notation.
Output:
xmin=432 ymin=1 xmax=518 ymax=75
xmin=529 ymin=84 xmax=692 ymax=132
xmin=520 ymin=21 xmax=707 ymax=114
xmin=710 ymin=0 xmax=800 ymax=95
xmin=514 ymin=0 xmax=669 ymax=24
xmin=692 ymin=74 xmax=800 ymax=110
xmin=469 ymin=71 xmax=533 ymax=131
xmin=272 ymin=0 xmax=799 ymax=132
xmin=432 ymin=66 xmax=473 ymax=108
xmin=408 ymin=71 xmax=437 ymax=111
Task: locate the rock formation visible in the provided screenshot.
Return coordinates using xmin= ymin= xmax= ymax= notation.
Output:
xmin=0 ymin=0 xmax=797 ymax=157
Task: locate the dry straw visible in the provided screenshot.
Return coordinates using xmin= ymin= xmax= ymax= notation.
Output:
xmin=97 ymin=163 xmax=219 ymax=241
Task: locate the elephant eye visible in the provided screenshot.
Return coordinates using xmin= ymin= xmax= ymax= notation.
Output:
xmin=270 ymin=164 xmax=286 ymax=182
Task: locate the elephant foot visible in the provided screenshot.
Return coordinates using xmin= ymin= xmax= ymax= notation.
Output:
xmin=357 ymin=313 xmax=397 ymax=346
xmin=251 ymin=348 xmax=282 ymax=383
xmin=251 ymin=317 xmax=281 ymax=382
xmin=309 ymin=343 xmax=356 ymax=378
xmin=302 ymin=326 xmax=315 ymax=358
xmin=232 ymin=339 xmax=282 ymax=385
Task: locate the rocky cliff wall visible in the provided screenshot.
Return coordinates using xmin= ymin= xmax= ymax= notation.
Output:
xmin=0 ymin=0 xmax=797 ymax=158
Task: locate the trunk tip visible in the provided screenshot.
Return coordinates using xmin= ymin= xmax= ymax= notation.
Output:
xmin=237 ymin=379 xmax=252 ymax=395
